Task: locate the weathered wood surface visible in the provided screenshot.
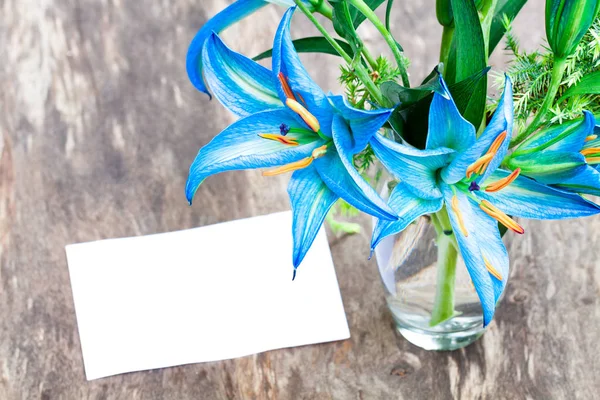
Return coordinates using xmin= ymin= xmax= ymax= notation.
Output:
xmin=1 ymin=0 xmax=599 ymax=399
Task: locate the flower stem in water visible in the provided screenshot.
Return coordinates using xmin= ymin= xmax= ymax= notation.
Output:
xmin=430 ymin=210 xmax=460 ymax=327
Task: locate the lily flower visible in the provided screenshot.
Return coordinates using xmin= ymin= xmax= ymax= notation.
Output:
xmin=370 ymin=75 xmax=600 ymax=326
xmin=186 ymin=8 xmax=397 ymax=275
xmin=186 ymin=0 xmax=295 ymax=96
xmin=508 ymin=111 xmax=600 ymax=196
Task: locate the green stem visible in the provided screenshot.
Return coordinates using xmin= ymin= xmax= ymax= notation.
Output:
xmin=309 ymin=0 xmax=333 ymax=20
xmin=361 ymin=46 xmax=379 ymax=70
xmin=347 ymin=0 xmax=410 ymax=87
xmin=439 ymin=25 xmax=454 ymax=66
xmin=294 ymin=0 xmax=388 ymax=106
xmin=430 ymin=209 xmax=460 ymax=327
xmin=510 ymin=57 xmax=568 ymax=149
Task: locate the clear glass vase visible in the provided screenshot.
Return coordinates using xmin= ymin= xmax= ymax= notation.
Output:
xmin=373 ymin=177 xmax=504 ymax=351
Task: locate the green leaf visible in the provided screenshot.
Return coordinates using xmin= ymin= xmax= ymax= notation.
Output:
xmin=381 ymin=69 xmax=441 ymax=106
xmin=253 ymin=37 xmax=355 ymax=61
xmin=385 ymin=0 xmax=394 ymax=31
xmin=559 ymin=70 xmax=600 ymax=101
xmin=350 ymin=0 xmax=387 ymax=28
xmin=488 ymin=0 xmax=528 ymax=56
xmin=328 ymin=0 xmax=364 ymax=57
xmin=385 ymin=67 xmax=490 ymax=149
xmin=447 ymin=0 xmax=487 ymax=128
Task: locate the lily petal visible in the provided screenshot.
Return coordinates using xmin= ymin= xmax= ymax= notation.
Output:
xmin=469 ymin=200 xmax=510 ymax=303
xmin=441 ymin=185 xmax=496 ymax=326
xmin=313 ymin=150 xmax=397 ymax=221
xmin=203 ymin=33 xmax=283 ymax=117
xmin=478 ymin=170 xmax=600 ymax=219
xmin=288 ymin=165 xmax=338 ymax=269
xmin=520 ymin=110 xmax=595 ymax=153
xmin=371 ymin=134 xmax=455 ymax=200
xmin=328 ymin=95 xmax=393 ymax=152
xmin=426 ymin=76 xmax=476 ymax=153
xmin=371 ymin=183 xmax=443 ymax=250
xmin=273 ymin=7 xmax=334 ymax=135
xmin=186 ymin=109 xmax=324 ymax=203
xmin=442 ymin=75 xmax=513 ymax=184
xmin=554 ymin=165 xmax=600 ymax=196
xmin=186 ymin=0 xmax=270 ymax=96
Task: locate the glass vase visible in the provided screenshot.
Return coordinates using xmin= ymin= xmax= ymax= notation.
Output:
xmin=373 ymin=177 xmax=505 ymax=351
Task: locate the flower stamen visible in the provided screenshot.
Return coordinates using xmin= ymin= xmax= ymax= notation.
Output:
xmin=480 ymin=200 xmax=525 ymax=234
xmin=585 ymin=156 xmax=600 ymax=164
xmin=580 ymin=147 xmax=600 ymax=156
xmin=451 ymin=195 xmax=469 ymax=237
xmin=258 ymin=133 xmax=299 ymax=146
xmin=278 ymin=72 xmax=295 ymax=100
xmin=479 ymin=131 xmax=508 ymax=173
xmin=286 ymin=98 xmax=321 ymax=133
xmin=262 ymin=145 xmax=328 ymax=176
xmin=484 ymin=257 xmax=503 ymax=281
xmin=466 ymin=153 xmax=494 ymax=178
xmin=484 ymin=168 xmax=521 ymax=192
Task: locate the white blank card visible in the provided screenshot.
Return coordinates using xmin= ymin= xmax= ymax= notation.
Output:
xmin=66 ymin=211 xmax=350 ymax=380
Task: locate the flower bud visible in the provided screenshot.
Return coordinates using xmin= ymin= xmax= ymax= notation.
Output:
xmin=437 ymin=0 xmax=454 ymax=27
xmin=437 ymin=0 xmax=488 ymax=27
xmin=546 ymin=0 xmax=600 ymax=58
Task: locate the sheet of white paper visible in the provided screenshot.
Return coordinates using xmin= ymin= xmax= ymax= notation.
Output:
xmin=66 ymin=211 xmax=350 ymax=380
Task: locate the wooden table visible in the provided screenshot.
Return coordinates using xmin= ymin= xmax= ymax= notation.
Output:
xmin=2 ymin=0 xmax=599 ymax=398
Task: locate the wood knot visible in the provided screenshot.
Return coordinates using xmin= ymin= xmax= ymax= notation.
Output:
xmin=390 ymin=363 xmax=413 ymax=377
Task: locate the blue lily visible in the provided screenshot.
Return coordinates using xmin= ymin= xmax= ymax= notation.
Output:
xmin=508 ymin=111 xmax=600 ymax=196
xmin=186 ymin=0 xmax=295 ymax=96
xmin=186 ymin=8 xmax=397 ymax=275
xmin=370 ymin=75 xmax=600 ymax=326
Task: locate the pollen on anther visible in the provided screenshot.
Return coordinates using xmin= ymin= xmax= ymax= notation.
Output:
xmin=485 ymin=168 xmax=521 ymax=192
xmin=278 ymin=72 xmax=295 ymax=100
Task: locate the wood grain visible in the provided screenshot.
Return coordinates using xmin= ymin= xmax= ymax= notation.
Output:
xmin=1 ymin=0 xmax=599 ymax=399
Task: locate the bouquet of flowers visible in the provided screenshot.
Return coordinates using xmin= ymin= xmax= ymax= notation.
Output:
xmin=184 ymin=0 xmax=600 ymax=349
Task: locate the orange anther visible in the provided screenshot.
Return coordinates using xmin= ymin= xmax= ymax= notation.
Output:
xmin=286 ymin=98 xmax=321 ymax=133
xmin=262 ymin=156 xmax=314 ymax=177
xmin=258 ymin=133 xmax=299 ymax=146
xmin=480 ymin=200 xmax=524 ymax=234
xmin=484 ymin=257 xmax=503 ymax=281
xmin=451 ymin=195 xmax=469 ymax=237
xmin=485 ymin=168 xmax=521 ymax=192
xmin=278 ymin=72 xmax=295 ymax=100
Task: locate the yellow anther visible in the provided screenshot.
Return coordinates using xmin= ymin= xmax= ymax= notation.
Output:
xmin=585 ymin=156 xmax=600 ymax=164
xmin=480 ymin=200 xmax=525 ymax=234
xmin=262 ymin=156 xmax=314 ymax=177
xmin=485 ymin=168 xmax=521 ymax=193
xmin=286 ymin=98 xmax=321 ymax=133
xmin=278 ymin=72 xmax=295 ymax=100
xmin=476 ymin=131 xmax=508 ymax=175
xmin=258 ymin=133 xmax=299 ymax=146
xmin=580 ymin=147 xmax=600 ymax=156
xmin=585 ymin=134 xmax=598 ymax=142
xmin=451 ymin=195 xmax=469 ymax=237
xmin=311 ymin=145 xmax=328 ymax=159
xmin=262 ymin=145 xmax=328 ymax=177
xmin=466 ymin=153 xmax=494 ymax=179
xmin=484 ymin=257 xmax=503 ymax=281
